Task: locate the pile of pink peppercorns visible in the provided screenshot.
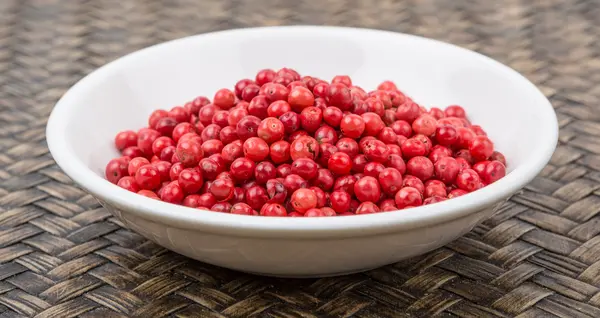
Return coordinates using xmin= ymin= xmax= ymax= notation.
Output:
xmin=105 ymin=68 xmax=507 ymax=217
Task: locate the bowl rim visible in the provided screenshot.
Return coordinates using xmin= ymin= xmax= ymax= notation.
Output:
xmin=46 ymin=25 xmax=558 ymax=239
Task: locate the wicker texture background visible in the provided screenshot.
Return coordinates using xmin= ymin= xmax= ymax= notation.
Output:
xmin=0 ymin=0 xmax=599 ymax=317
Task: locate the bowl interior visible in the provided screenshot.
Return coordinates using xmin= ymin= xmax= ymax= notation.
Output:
xmin=47 ymin=26 xmax=557 ymax=236
xmin=63 ymin=27 xmax=547 ymax=176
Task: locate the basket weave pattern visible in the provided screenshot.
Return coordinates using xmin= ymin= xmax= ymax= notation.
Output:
xmin=1 ymin=0 xmax=599 ymax=317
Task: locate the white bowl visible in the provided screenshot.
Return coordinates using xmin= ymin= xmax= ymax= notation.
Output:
xmin=46 ymin=26 xmax=558 ymax=277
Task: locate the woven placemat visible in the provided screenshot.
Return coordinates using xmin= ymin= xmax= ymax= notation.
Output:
xmin=1 ymin=0 xmax=599 ymax=317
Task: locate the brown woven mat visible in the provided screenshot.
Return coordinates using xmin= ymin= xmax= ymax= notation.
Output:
xmin=1 ymin=0 xmax=599 ymax=317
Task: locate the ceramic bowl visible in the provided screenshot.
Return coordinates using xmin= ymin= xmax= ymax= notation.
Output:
xmin=46 ymin=26 xmax=558 ymax=277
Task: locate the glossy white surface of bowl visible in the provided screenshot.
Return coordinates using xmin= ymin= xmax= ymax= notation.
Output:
xmin=46 ymin=26 xmax=558 ymax=277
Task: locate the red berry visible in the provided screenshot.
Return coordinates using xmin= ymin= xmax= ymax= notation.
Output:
xmin=243 ymin=137 xmax=269 ymax=162
xmin=378 ymin=168 xmax=403 ymax=195
xmin=401 ymin=138 xmax=427 ymax=158
xmin=241 ymin=84 xmax=261 ymax=102
xmin=248 ymin=95 xmax=270 ymax=119
xmin=277 ymin=164 xmax=292 ymax=178
xmin=256 ymin=117 xmax=284 ymax=144
xmin=128 ymin=157 xmax=150 ymax=176
xmin=255 ymin=161 xmax=277 ymax=185
xmin=387 ymin=154 xmax=407 ymax=175
xmin=428 ymin=107 xmax=445 ymax=120
xmin=310 ymin=186 xmax=327 ymax=208
xmin=390 ymin=120 xmax=412 ymax=138
xmin=469 ymin=136 xmax=494 ymax=161
xmin=329 ymin=191 xmax=351 ymax=213
xmin=490 ymin=151 xmax=507 ymax=167
xmin=290 ymin=136 xmax=319 ymax=161
xmin=473 ymin=161 xmax=490 ymax=179
xmin=275 ymin=113 xmax=299 ymax=136
xmin=395 ymin=187 xmax=423 ymax=209
xmin=395 ymin=101 xmax=420 ymax=123
xmin=313 ymin=169 xmax=335 ymax=191
xmin=354 ymin=176 xmax=381 ymax=203
xmin=336 ymin=138 xmax=360 ymax=158
xmin=214 ymin=88 xmax=236 ymax=109
xmin=169 ymin=106 xmax=190 ymax=123
xmin=117 ymin=176 xmax=140 ymax=192
xmin=228 ymin=107 xmax=248 ymax=127
xmin=283 ymin=174 xmax=308 ymax=193
xmin=135 ymin=164 xmax=161 ymax=190
xmin=160 ymin=181 xmax=185 ymax=204
xmin=403 ymin=175 xmax=425 ymax=194
xmin=235 ymin=79 xmax=255 ymax=98
xmin=377 ymin=127 xmax=397 ymax=145
xmin=263 ymin=83 xmax=289 ymax=102
xmin=445 ymin=105 xmax=466 ymax=118
xmin=230 ymin=157 xmax=256 ymax=182
xmin=327 ymin=152 xmax=352 ymax=176
xmin=424 ymin=196 xmax=448 ymax=205
xmin=363 ymin=162 xmax=385 ymax=178
xmin=321 ymin=207 xmax=336 ymax=216
xmin=356 ymin=202 xmax=380 ymax=214
xmin=291 ymin=158 xmax=319 ymax=180
xmin=211 ymin=202 xmax=233 ymax=213
xmin=352 ymin=154 xmax=369 ymax=173
xmin=456 ymin=169 xmax=483 ymax=192
xmin=202 ymin=140 xmax=224 ymax=157
xmin=260 ymin=203 xmax=287 ymax=216
xmin=209 ymin=178 xmax=235 ymax=201
xmin=221 ymin=143 xmax=243 ymax=165
xmin=314 ymin=125 xmax=338 ymax=144
xmin=340 ymin=114 xmax=365 ymax=138
xmin=115 ymin=130 xmax=138 ymax=151
xmin=424 ymin=180 xmax=447 ymax=198
xmin=148 ymin=110 xmax=169 ymax=129
xmin=269 ymin=140 xmax=291 ymax=164
xmin=169 ymin=162 xmax=185 ymax=181
xmin=246 ymin=185 xmax=268 ymax=210
xmin=364 ymin=98 xmax=385 ymax=117
xmin=323 ymin=106 xmax=343 ymax=127
xmin=406 ymin=156 xmax=434 ymax=181
xmin=256 ymin=69 xmax=276 ymax=86
xmin=448 ymin=189 xmax=468 ymax=198
xmin=152 ymin=161 xmax=172 ymax=182
xmin=122 ymin=146 xmax=145 ymax=159
xmin=288 ymin=86 xmax=315 ymax=111
xmin=195 ymin=193 xmax=217 ymax=208
xmin=299 ymin=107 xmax=323 ymax=132
xmin=267 ymin=100 xmax=292 ymax=117
xmin=327 ymin=83 xmax=353 ymax=110
xmin=266 ymin=179 xmax=287 ymax=204
xmin=178 ymin=168 xmax=204 ymax=194
xmin=138 ymin=189 xmax=159 ymax=199
xmin=481 ymin=160 xmax=506 ymax=184
xmin=176 ymin=140 xmax=204 ymax=167
xmin=456 ymin=127 xmax=476 ymax=149
xmin=230 ymin=203 xmax=255 ymax=215
xmin=361 ymin=140 xmax=390 ymax=163
xmin=412 ymin=114 xmax=437 ymax=136
xmin=361 ymin=112 xmax=385 ymax=136
xmin=379 ymin=199 xmax=397 ymax=212
xmin=137 ymin=129 xmax=162 ymax=157
xmin=313 ymin=82 xmax=329 ymax=99
xmin=290 ymin=188 xmax=317 ymax=214
xmin=434 ymin=157 xmax=460 ymax=185
xmin=332 ymin=75 xmax=352 ymax=86
xmin=236 ymin=115 xmax=261 ymax=141
xmin=333 ymin=175 xmax=356 ymax=195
